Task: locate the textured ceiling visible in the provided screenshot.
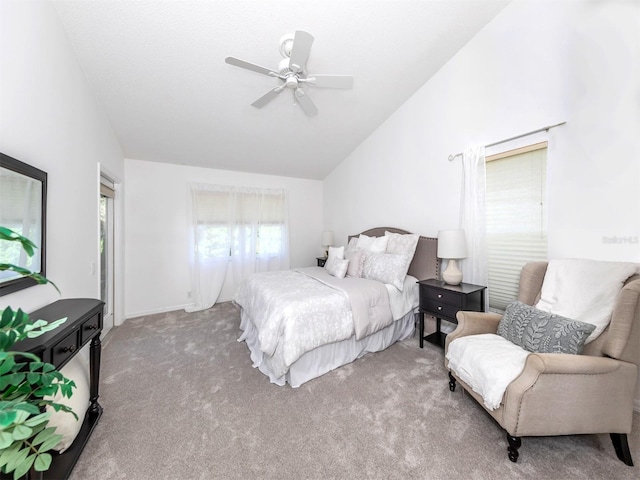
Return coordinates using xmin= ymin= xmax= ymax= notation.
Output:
xmin=52 ymin=0 xmax=509 ymax=179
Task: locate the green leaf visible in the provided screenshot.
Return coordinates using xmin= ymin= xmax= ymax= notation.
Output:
xmin=0 ymin=431 xmax=13 ymax=449
xmin=0 ymin=356 xmax=15 ymax=375
xmin=12 ymin=453 xmax=35 ymax=480
xmin=11 ymin=424 xmax=32 ymax=441
xmin=0 ymin=410 xmax=18 ymax=428
xmin=0 ymin=308 xmax=14 ymax=328
xmin=37 ymin=433 xmax=62 ymax=453
xmin=0 ymin=227 xmax=37 ymax=257
xmin=33 ymin=452 xmax=52 ymax=472
xmin=11 ymin=403 xmax=40 ymax=415
xmin=5 ymin=445 xmax=29 ymax=477
xmin=0 ymin=441 xmax=21 ymax=469
xmin=31 ymin=426 xmax=57 ymax=447
xmin=23 ymin=412 xmax=50 ymax=428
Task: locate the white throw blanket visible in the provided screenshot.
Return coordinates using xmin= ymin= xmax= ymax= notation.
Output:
xmin=536 ymin=259 xmax=639 ymax=342
xmin=446 ymin=334 xmax=530 ymax=411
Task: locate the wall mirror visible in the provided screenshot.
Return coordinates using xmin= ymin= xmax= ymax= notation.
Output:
xmin=0 ymin=153 xmax=47 ymax=296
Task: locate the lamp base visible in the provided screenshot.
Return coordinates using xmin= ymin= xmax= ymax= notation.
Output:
xmin=442 ymin=259 xmax=463 ymax=285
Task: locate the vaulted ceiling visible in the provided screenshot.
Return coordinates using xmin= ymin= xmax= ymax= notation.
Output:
xmin=52 ymin=0 xmax=509 ymax=179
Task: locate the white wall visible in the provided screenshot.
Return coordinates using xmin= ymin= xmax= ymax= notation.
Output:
xmin=124 ymin=159 xmax=323 ymax=317
xmin=0 ymin=0 xmax=124 ymax=318
xmin=324 ymin=1 xmax=640 ymax=405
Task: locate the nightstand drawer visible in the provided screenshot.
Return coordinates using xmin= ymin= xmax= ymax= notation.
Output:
xmin=52 ymin=330 xmax=80 ymax=367
xmin=421 ymin=300 xmax=459 ymax=321
xmin=421 ymin=287 xmax=463 ymax=308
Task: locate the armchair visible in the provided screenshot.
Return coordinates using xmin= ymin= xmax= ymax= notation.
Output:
xmin=445 ymin=261 xmax=639 ymax=465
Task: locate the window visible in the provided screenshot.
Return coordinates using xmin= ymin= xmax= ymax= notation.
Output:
xmin=485 ymin=142 xmax=548 ymax=311
xmin=192 ymin=186 xmax=288 ymax=264
xmin=187 ymin=184 xmax=289 ymax=311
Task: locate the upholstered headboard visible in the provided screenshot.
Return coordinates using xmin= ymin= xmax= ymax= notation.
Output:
xmin=348 ymin=227 xmax=440 ymax=281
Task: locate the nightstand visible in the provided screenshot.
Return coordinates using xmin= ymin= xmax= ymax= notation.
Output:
xmin=316 ymin=257 xmax=327 ymax=267
xmin=418 ymin=279 xmax=486 ymax=348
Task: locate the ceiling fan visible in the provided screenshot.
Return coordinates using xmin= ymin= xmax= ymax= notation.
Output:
xmin=225 ymin=30 xmax=354 ymax=116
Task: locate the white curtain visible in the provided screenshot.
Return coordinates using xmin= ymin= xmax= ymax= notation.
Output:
xmin=186 ymin=184 xmax=289 ymax=312
xmin=459 ymin=145 xmax=488 ymax=288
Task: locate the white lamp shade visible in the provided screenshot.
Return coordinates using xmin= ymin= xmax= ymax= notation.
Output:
xmin=321 ymin=230 xmax=334 ymax=247
xmin=437 ymin=229 xmax=467 ymax=259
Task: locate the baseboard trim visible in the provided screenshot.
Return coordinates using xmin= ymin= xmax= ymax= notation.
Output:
xmin=125 ymin=304 xmax=192 ymax=319
xmin=125 ymin=297 xmax=234 ymax=320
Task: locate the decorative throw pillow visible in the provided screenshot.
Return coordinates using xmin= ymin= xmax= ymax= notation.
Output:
xmin=325 ymin=257 xmax=349 ymax=279
xmin=356 ymin=234 xmax=389 ymax=253
xmin=345 ymin=249 xmax=365 ymax=278
xmin=497 ymin=301 xmax=596 ymax=355
xmin=362 ymin=252 xmax=408 ymax=291
xmin=384 ymin=231 xmax=419 ymax=257
xmin=384 ymin=231 xmax=419 ymax=280
xmin=45 ymin=354 xmax=90 ymax=453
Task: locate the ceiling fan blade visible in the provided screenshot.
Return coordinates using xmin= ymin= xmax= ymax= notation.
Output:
xmin=294 ymin=88 xmax=318 ymax=116
xmin=251 ymin=86 xmax=284 ymax=108
xmin=225 ymin=57 xmax=277 ymax=77
xmin=305 ymin=75 xmax=354 ymax=89
xmin=289 ymin=31 xmax=314 ymax=73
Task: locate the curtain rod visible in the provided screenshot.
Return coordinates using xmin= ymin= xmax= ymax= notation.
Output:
xmin=447 ymin=121 xmax=566 ymax=161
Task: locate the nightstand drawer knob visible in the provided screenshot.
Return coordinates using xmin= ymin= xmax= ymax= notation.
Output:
xmin=437 ymin=306 xmax=442 ymax=311
xmin=438 ymin=294 xmax=443 ymax=298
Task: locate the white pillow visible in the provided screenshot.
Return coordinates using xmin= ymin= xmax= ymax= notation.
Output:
xmin=326 ymin=246 xmax=344 ymax=262
xmin=535 ymin=259 xmax=639 ymax=343
xmin=45 ymin=354 xmax=90 ymax=453
xmin=362 ymin=252 xmax=409 ymax=291
xmin=345 ymin=237 xmax=359 ymax=253
xmin=357 ymin=234 xmax=388 ymax=253
xmin=325 ymin=257 xmax=349 ymax=279
xmin=345 ymin=249 xmax=365 ymax=278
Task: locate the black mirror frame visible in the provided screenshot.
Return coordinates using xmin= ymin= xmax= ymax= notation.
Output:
xmin=0 ymin=152 xmax=47 ymax=296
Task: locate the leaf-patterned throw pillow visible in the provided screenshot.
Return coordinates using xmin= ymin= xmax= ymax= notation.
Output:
xmin=497 ymin=301 xmax=596 ymax=355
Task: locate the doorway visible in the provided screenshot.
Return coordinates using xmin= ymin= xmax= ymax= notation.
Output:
xmin=100 ymin=176 xmax=115 ymax=336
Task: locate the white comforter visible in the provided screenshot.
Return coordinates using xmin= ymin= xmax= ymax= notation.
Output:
xmin=234 ymin=267 xmax=415 ymax=379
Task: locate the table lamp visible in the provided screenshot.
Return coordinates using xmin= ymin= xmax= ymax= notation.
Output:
xmin=437 ymin=229 xmax=467 ymax=285
xmin=321 ymin=230 xmax=334 ymax=257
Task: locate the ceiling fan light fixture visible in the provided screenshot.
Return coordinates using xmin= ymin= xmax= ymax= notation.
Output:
xmin=278 ymin=34 xmax=295 ymax=58
xmin=226 ymin=30 xmax=353 ymax=116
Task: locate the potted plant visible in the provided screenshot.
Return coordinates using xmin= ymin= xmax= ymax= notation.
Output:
xmin=0 ymin=227 xmax=76 ymax=479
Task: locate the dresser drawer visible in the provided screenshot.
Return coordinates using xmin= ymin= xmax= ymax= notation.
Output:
xmin=52 ymin=330 xmax=80 ymax=367
xmin=421 ymin=300 xmax=460 ymax=321
xmin=80 ymin=312 xmax=101 ymax=344
xmin=421 ymin=287 xmax=463 ymax=308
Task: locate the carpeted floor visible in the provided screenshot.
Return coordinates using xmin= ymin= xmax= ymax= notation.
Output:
xmin=69 ymin=302 xmax=639 ymax=479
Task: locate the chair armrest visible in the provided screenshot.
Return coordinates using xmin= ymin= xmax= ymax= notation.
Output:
xmin=502 ymin=353 xmax=638 ymax=436
xmin=444 ymin=311 xmax=502 ymax=352
xmin=526 ymin=352 xmax=633 ymax=375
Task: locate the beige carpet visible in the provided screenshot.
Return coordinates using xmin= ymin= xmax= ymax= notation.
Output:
xmin=69 ymin=302 xmax=639 ymax=479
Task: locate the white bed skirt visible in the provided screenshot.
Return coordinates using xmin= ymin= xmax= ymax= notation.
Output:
xmin=238 ymin=308 xmax=416 ymax=387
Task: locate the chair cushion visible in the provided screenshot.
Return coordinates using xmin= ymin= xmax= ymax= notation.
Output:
xmin=497 ymin=301 xmax=596 ymax=355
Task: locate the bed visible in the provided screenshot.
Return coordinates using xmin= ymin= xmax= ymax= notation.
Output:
xmin=233 ymin=227 xmax=439 ymax=387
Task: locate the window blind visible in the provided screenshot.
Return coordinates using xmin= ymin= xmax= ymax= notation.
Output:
xmin=486 ymin=145 xmax=547 ymax=311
